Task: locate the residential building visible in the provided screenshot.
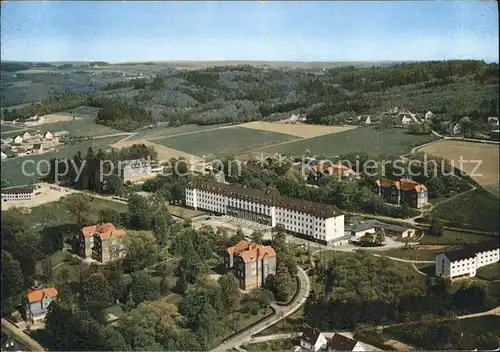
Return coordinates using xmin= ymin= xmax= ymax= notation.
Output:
xmin=75 ymin=223 xmax=125 ymax=261
xmin=310 ymin=163 xmax=358 ymax=181
xmin=346 ymin=219 xmax=415 ymax=239
xmin=117 ymin=158 xmax=153 ymax=183
xmin=374 ymin=178 xmax=428 ymax=209
xmin=300 ymin=328 xmax=328 ymax=351
xmin=364 ymin=116 xmax=371 ymax=125
xmin=1 ymin=151 xmax=6 ymax=160
xmin=488 ymin=117 xmax=499 ymax=127
xmin=92 ymin=225 xmax=127 ymax=263
xmin=13 ymin=136 xmax=23 ymax=144
xmin=44 ymin=131 xmax=53 ymax=140
xmin=186 ymin=181 xmax=345 ymax=244
xmin=328 ymin=334 xmax=365 ymax=352
xmin=22 ymin=132 xmax=31 ymax=140
xmin=398 ymin=113 xmax=413 ymax=125
xmin=435 ymin=240 xmax=499 ymax=280
xmin=24 ymin=285 xmax=58 ymax=324
xmin=225 ymin=241 xmax=276 ymax=290
xmin=1 ymin=186 xmax=35 ymax=203
xmin=425 ymin=111 xmax=434 ymax=120
xmin=32 ymin=144 xmax=43 ymax=154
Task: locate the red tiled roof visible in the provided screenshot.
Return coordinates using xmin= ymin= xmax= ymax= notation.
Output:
xmin=375 ymin=179 xmax=427 ymax=192
xmin=81 ymin=223 xmax=126 ymax=239
xmin=26 ymin=287 xmax=58 ymax=303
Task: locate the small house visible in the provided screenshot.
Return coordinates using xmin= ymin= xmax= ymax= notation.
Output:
xmin=300 ymin=328 xmax=328 ymax=351
xmin=32 ymin=144 xmax=43 ymax=154
xmin=24 ymin=285 xmax=58 ymax=324
xmin=13 ymin=136 xmax=23 ymax=144
xmin=364 ymin=116 xmax=371 ymax=125
xmin=399 ymin=113 xmax=412 ymax=125
xmin=425 ymin=111 xmax=434 ymax=120
xmin=328 ymin=334 xmax=365 ymax=352
xmin=44 ymin=131 xmax=53 ymax=140
xmin=488 ymin=117 xmax=499 ymax=127
xmin=1 ymin=152 xmax=7 ymax=160
xmin=22 ymin=132 xmax=31 ymax=140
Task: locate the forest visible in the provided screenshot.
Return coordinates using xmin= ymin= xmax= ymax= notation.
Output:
xmin=2 ymin=60 xmax=498 ymax=131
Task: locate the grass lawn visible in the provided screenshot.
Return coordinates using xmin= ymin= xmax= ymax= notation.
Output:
xmin=156 ymin=127 xmax=299 ymax=158
xmin=0 ymin=124 xmax=25 ymax=133
xmin=168 ymin=205 xmax=205 ymax=219
xmin=430 ymin=189 xmax=500 ymax=232
xmin=127 ymin=123 xmax=235 ymax=141
xmin=1 ymin=128 xmax=39 ymax=136
xmin=258 ymin=127 xmax=437 ymax=159
xmin=476 ymin=263 xmax=500 ymax=281
xmin=420 ymin=230 xmax=496 ymax=245
xmin=244 ymin=338 xmax=296 ymax=352
xmin=36 ymin=117 xmax=122 ymax=137
xmin=0 ymin=135 xmax=125 ymax=186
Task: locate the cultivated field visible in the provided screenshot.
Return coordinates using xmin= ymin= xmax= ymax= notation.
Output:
xmin=418 ymin=140 xmax=500 ymax=197
xmin=127 ymin=123 xmax=234 ymax=142
xmin=156 ymin=126 xmax=299 ymax=159
xmin=253 ymin=127 xmax=437 ymax=159
xmin=110 ymin=139 xmax=203 ymax=164
xmin=237 ymin=121 xmax=357 ymax=138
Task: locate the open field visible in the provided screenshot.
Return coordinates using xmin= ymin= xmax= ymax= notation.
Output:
xmin=38 ymin=114 xmax=82 ymax=124
xmin=252 ymin=127 xmax=437 ymax=159
xmin=156 ymin=126 xmax=299 ymax=159
xmin=0 ymin=124 xmax=23 ymax=133
xmin=127 ymin=123 xmax=235 ymax=141
xmin=1 ymin=127 xmax=39 ymax=136
xmin=237 ymin=121 xmax=357 ymax=138
xmin=420 ymin=229 xmax=496 ymax=245
xmin=417 ymin=140 xmax=500 ymax=197
xmin=110 ymin=138 xmax=203 ymax=163
xmin=430 ymin=189 xmax=500 ymax=232
xmin=1 ymin=135 xmax=125 ymax=187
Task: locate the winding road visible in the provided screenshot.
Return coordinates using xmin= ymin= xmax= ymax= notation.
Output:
xmin=212 ymin=266 xmax=310 ymax=352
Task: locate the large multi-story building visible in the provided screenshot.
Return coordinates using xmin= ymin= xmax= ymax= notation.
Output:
xmin=1 ymin=186 xmax=35 ymax=203
xmin=116 ymin=159 xmax=152 ymax=183
xmin=225 ymin=241 xmax=276 ymax=290
xmin=186 ymin=181 xmax=345 ymax=244
xmin=374 ymin=178 xmax=428 ymax=208
xmin=24 ymin=285 xmax=58 ymax=324
xmin=75 ymin=223 xmax=126 ymax=263
xmin=435 ymin=240 xmax=499 ymax=280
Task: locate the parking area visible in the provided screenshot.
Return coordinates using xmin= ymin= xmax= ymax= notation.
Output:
xmin=191 ymin=214 xmax=273 ymax=238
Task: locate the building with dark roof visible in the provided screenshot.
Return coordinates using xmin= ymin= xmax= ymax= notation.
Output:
xmin=1 ymin=186 xmax=35 ymax=203
xmin=436 ymin=239 xmax=499 ymax=279
xmin=186 ymin=181 xmax=345 ymax=244
xmin=374 ymin=178 xmax=428 ymax=208
xmin=300 ymin=328 xmax=327 ymax=351
xmin=328 ymin=333 xmax=364 ymax=351
xmin=346 ymin=219 xmax=416 ymax=238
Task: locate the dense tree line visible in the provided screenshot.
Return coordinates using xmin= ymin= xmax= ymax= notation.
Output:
xmin=2 ymin=93 xmax=88 ymax=121
xmin=104 ymin=78 xmax=147 ymax=91
xmin=90 ymin=97 xmax=154 ymax=131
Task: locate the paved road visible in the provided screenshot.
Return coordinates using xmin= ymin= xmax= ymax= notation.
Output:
xmin=1 ymin=318 xmax=45 ymax=351
xmin=211 ymin=266 xmax=311 ymax=352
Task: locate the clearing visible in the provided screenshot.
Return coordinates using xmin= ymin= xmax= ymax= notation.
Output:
xmin=37 ymin=114 xmax=82 ymax=124
xmin=417 ymin=140 xmax=500 ymax=197
xmin=236 ymin=121 xmax=357 ymax=138
xmin=430 ymin=189 xmax=500 ymax=232
xmin=110 ymin=139 xmax=203 ymax=164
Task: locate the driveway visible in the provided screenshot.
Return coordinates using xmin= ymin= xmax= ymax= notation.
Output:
xmin=211 ymin=266 xmax=311 ymax=351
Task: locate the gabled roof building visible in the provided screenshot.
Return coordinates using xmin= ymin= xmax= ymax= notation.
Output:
xmin=374 ymin=178 xmax=428 ymax=209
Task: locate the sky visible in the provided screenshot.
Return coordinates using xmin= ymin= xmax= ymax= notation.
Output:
xmin=1 ymin=1 xmax=498 ymax=62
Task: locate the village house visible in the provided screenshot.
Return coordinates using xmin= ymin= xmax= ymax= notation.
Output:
xmin=425 ymin=111 xmax=434 ymax=120
xmin=22 ymin=132 xmax=31 ymax=140
xmin=488 ymin=117 xmax=499 ymax=127
xmin=398 ymin=113 xmax=413 ymax=125
xmin=435 ymin=240 xmax=499 ymax=280
xmin=1 ymin=151 xmax=7 ymax=160
xmin=300 ymin=328 xmax=328 ymax=351
xmin=74 ymin=223 xmax=126 ymax=262
xmin=374 ymin=178 xmax=428 ymax=209
xmin=32 ymin=144 xmax=43 ymax=154
xmin=44 ymin=131 xmax=53 ymax=140
xmin=1 ymin=186 xmax=35 ymax=203
xmin=328 ymin=334 xmax=365 ymax=352
xmin=225 ymin=241 xmax=276 ymax=290
xmin=24 ymin=285 xmax=58 ymax=324
xmin=13 ymin=135 xmax=23 ymax=144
